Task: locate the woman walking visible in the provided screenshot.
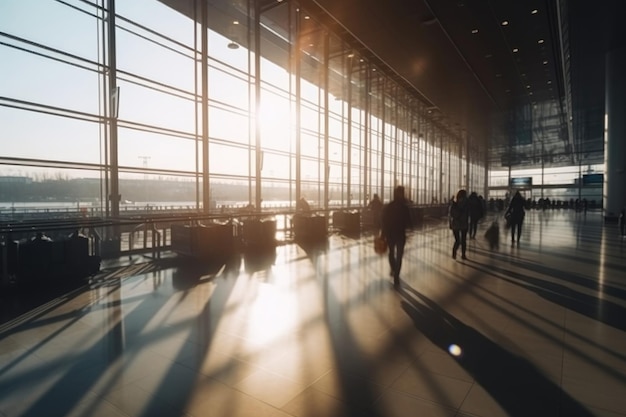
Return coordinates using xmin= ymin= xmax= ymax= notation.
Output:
xmin=505 ymin=191 xmax=526 ymax=244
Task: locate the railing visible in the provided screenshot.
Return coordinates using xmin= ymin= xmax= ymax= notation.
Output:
xmin=0 ymin=204 xmax=450 ymax=286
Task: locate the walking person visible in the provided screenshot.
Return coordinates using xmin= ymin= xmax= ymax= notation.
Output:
xmin=467 ymin=191 xmax=484 ymax=239
xmin=505 ymin=190 xmax=526 ymax=244
xmin=381 ymin=186 xmax=412 ymax=287
xmin=449 ymin=189 xmax=470 ymax=260
xmin=367 ymin=193 xmax=384 ymax=233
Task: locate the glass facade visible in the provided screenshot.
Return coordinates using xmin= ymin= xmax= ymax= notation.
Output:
xmin=488 ymin=99 xmax=604 ymax=205
xmin=1 ymin=0 xmax=491 ymax=219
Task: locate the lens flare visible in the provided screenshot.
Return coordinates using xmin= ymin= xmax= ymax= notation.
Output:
xmin=448 ymin=344 xmax=462 ymax=357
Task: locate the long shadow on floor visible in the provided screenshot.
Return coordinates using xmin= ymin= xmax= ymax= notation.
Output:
xmin=2 ymin=255 xmax=238 ymax=417
xmin=466 ymin=258 xmax=626 ymax=332
xmin=320 ymin=270 xmax=386 ymax=417
xmin=398 ymin=284 xmax=594 ymax=417
xmin=475 ymin=244 xmax=626 ymax=293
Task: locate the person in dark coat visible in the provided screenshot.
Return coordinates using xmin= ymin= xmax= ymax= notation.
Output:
xmin=505 ymin=190 xmax=526 ymax=243
xmin=381 ymin=186 xmax=412 ymax=286
xmin=449 ymin=189 xmax=470 ymax=260
xmin=296 ymin=196 xmax=311 ymax=212
xmin=367 ymin=193 xmax=384 ymax=232
xmin=467 ymin=191 xmax=484 ymax=239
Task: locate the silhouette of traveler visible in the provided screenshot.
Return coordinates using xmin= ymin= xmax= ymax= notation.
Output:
xmin=505 ymin=190 xmax=526 ymax=244
xmin=467 ymin=191 xmax=484 ymax=239
xmin=296 ymin=196 xmax=311 ymax=212
xmin=367 ymin=193 xmax=384 ymax=232
xmin=449 ymin=189 xmax=470 ymax=260
xmin=381 ymin=186 xmax=411 ymax=286
xmin=32 ymin=231 xmax=53 ymax=242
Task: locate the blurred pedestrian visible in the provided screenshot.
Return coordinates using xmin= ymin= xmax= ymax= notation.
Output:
xmin=296 ymin=196 xmax=311 ymax=212
xmin=449 ymin=189 xmax=470 ymax=260
xmin=367 ymin=193 xmax=384 ymax=232
xmin=505 ymin=191 xmax=526 ymax=244
xmin=381 ymin=186 xmax=412 ymax=286
xmin=467 ymin=191 xmax=484 ymax=239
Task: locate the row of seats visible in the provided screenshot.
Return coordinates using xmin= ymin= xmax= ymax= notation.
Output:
xmin=1 ymin=232 xmax=101 ymax=288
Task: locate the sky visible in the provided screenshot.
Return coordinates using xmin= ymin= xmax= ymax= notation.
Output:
xmin=0 ymin=0 xmax=308 ymax=178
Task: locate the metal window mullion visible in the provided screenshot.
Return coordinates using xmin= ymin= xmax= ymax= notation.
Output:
xmin=106 ymin=0 xmax=119 ymax=219
xmin=201 ymin=0 xmax=210 ymax=212
xmin=323 ymin=31 xmax=330 ymax=210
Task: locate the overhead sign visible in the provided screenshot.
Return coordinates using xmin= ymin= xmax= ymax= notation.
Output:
xmin=510 ymin=177 xmax=532 ymax=187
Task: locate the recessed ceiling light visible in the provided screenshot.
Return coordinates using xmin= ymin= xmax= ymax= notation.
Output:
xmin=471 ymin=29 xmax=479 ymax=34
xmin=501 ymin=20 xmax=509 ymax=26
xmin=531 ymin=9 xmax=538 ymax=14
xmin=543 ymin=60 xmax=548 ymax=65
xmin=547 ymin=80 xmax=552 ymax=84
xmin=538 ymin=39 xmax=545 ymax=44
xmin=513 ymin=48 xmax=519 ymax=53
xmin=521 ymin=73 xmax=526 ymax=77
xmin=348 ymin=53 xmax=355 ymax=58
xmin=529 ymin=92 xmax=533 ymax=95
xmin=304 ymin=15 xmax=310 ymax=19
xmin=526 ymin=85 xmax=531 ymax=89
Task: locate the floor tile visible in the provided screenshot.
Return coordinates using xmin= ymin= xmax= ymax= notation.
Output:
xmin=0 ymin=211 xmax=625 ymax=416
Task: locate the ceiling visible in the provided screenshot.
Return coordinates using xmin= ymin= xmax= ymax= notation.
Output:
xmin=296 ymin=0 xmax=626 ymax=153
xmin=163 ymin=0 xmax=625 ymax=160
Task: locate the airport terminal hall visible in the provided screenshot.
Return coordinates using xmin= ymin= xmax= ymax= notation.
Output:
xmin=2 ymin=0 xmax=626 ymax=416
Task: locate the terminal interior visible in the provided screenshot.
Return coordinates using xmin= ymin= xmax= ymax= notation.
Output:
xmin=1 ymin=1 xmax=625 ymax=416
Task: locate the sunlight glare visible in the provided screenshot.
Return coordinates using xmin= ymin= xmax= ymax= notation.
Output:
xmin=246 ymin=284 xmax=296 ymax=344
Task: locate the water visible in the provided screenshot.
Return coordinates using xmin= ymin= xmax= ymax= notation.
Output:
xmin=0 ymin=199 xmax=355 ymax=212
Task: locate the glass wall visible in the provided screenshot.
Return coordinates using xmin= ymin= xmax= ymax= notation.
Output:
xmin=0 ymin=0 xmax=477 ymax=219
xmin=488 ymin=99 xmax=604 ymax=207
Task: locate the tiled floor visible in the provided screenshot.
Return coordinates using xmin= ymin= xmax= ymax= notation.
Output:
xmin=1 ymin=210 xmax=625 ymax=417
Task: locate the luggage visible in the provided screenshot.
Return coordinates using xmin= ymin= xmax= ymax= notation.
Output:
xmin=374 ymin=235 xmax=387 ymax=255
xmin=484 ymin=221 xmax=500 ymax=249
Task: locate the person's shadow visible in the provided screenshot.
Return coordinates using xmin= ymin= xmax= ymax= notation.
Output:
xmin=398 ymin=285 xmax=594 ymax=417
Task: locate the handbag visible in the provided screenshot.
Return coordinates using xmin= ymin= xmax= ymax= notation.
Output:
xmin=374 ymin=235 xmax=388 ymax=254
xmin=504 ymin=211 xmax=512 ymax=228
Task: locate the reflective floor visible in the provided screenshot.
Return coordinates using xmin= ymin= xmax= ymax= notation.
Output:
xmin=1 ymin=210 xmax=625 ymax=417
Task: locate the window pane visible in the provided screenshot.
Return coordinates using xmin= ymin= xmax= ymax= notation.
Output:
xmin=0 ymin=107 xmax=101 ymax=164
xmin=1 ymin=0 xmax=98 ymax=61
xmin=118 ymin=127 xmax=196 ymax=172
xmin=118 ymin=80 xmax=195 ymax=133
xmin=0 ymin=46 xmax=100 ymax=114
